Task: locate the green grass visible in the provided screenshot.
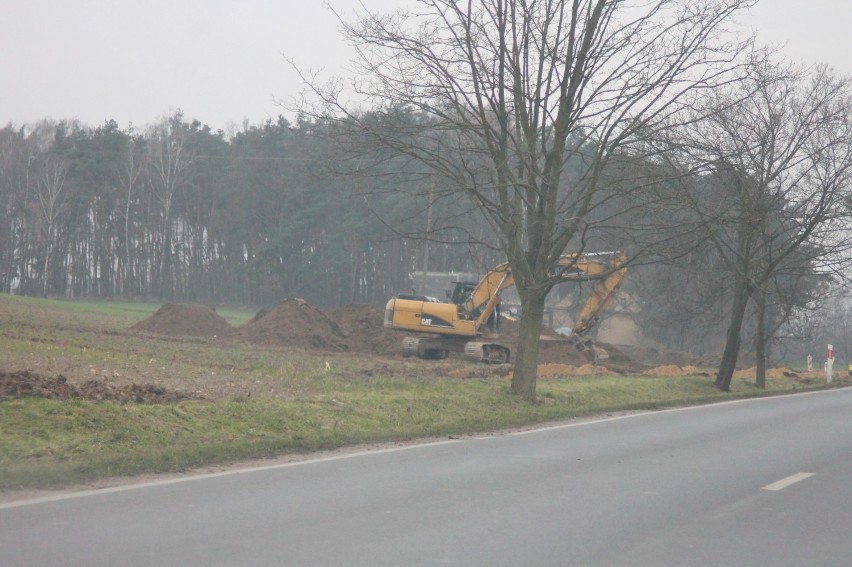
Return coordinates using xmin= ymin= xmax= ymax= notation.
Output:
xmin=0 ymin=293 xmax=845 ymax=492
xmin=0 ymin=294 xmax=255 ymax=327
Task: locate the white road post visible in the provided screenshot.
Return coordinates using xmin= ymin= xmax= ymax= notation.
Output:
xmin=826 ymin=344 xmax=834 ymax=384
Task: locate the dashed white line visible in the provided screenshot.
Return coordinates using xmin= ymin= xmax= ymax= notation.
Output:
xmin=762 ymin=472 xmax=815 ymax=491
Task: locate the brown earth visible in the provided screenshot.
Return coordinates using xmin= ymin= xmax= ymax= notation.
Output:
xmin=235 ymin=301 xmax=403 ymax=356
xmin=0 ymin=370 xmax=201 ymax=403
xmin=131 ymin=303 xmax=235 ymax=338
xmin=4 ymin=297 xmax=828 ymax=403
xmin=129 ymin=300 xmax=632 ymax=366
xmin=238 ymin=298 xmax=349 ymax=350
xmin=327 ymin=303 xmax=402 ymax=356
xmin=125 ymin=299 xmax=688 ymax=376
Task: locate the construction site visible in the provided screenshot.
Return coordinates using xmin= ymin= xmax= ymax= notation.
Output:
xmin=1 ymin=297 xmax=828 ymax=405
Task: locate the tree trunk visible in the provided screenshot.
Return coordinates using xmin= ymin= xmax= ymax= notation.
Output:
xmin=41 ymin=239 xmax=50 ymax=298
xmin=755 ymin=283 xmax=767 ymax=388
xmin=715 ymin=282 xmax=751 ymax=391
xmin=511 ymin=287 xmax=547 ymax=401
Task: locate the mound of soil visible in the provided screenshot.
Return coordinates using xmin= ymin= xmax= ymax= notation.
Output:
xmin=0 ymin=370 xmax=200 ymax=403
xmin=328 ymin=304 xmax=400 ymax=355
xmin=240 ymin=298 xmax=349 ymax=350
xmin=131 ymin=303 xmax=235 ymax=338
xmin=497 ymin=318 xmax=589 ymax=364
xmin=125 ymin=296 xmax=698 ymax=373
xmin=536 ymin=340 xmax=594 ymax=365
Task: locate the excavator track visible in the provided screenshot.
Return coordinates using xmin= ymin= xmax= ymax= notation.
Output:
xmin=401 ymin=337 xmax=420 ymax=358
xmin=464 ymin=342 xmax=510 ymax=364
xmin=401 ymin=336 xmax=509 ymax=362
xmin=401 ymin=337 xmax=449 ymax=360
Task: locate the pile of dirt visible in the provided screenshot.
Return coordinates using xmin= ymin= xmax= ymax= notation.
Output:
xmin=239 ymin=298 xmax=349 ymax=350
xmin=0 ymin=370 xmax=77 ymax=399
xmin=131 ymin=303 xmax=235 ymax=338
xmin=497 ymin=318 xmax=593 ymax=366
xmin=126 ymin=299 xmax=703 ymax=374
xmin=327 ymin=304 xmax=400 ymax=355
xmin=130 ymin=299 xmax=397 ymax=354
xmin=536 ymin=340 xmax=594 ymax=365
xmin=0 ymin=370 xmax=200 ymax=403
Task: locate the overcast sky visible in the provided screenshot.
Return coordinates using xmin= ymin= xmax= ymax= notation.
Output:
xmin=1 ymin=0 xmax=849 ymax=132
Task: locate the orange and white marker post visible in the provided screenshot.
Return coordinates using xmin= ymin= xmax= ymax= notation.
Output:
xmin=826 ymin=344 xmax=835 ymax=384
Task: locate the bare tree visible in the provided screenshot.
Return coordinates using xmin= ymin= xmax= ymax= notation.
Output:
xmin=0 ymin=121 xmax=57 ymax=294
xmin=296 ymin=0 xmax=755 ymax=398
xmin=116 ymin=133 xmax=144 ymax=296
xmin=145 ymin=113 xmax=196 ymax=299
xmin=35 ymin=155 xmax=69 ymax=297
xmin=0 ymin=126 xmax=29 ymax=293
xmin=667 ymin=61 xmax=852 ymax=390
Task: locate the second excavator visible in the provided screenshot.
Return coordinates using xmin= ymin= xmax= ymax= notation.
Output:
xmin=383 ymin=252 xmax=627 ymax=363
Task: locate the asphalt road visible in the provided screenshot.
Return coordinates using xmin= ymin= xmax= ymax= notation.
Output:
xmin=3 ymin=388 xmax=852 ymax=566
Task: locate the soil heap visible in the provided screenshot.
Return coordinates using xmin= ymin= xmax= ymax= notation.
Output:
xmin=496 ymin=317 xmax=648 ymax=372
xmin=0 ymin=370 xmax=200 ymax=403
xmin=126 ymin=299 xmax=655 ymax=373
xmin=328 ymin=304 xmax=400 ymax=355
xmin=239 ymin=298 xmax=349 ymax=350
xmin=131 ymin=303 xmax=235 ymax=338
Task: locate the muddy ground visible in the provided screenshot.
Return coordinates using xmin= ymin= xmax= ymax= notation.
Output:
xmin=0 ymin=370 xmax=201 ymax=403
xmin=6 ymin=299 xmax=820 ymax=403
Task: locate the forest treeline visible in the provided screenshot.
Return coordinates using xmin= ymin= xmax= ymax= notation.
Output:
xmin=0 ymin=106 xmax=848 ymax=360
xmin=0 ymin=113 xmax=461 ymax=307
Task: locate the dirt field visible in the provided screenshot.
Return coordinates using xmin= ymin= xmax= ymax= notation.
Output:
xmin=3 ymin=299 xmax=824 ymax=403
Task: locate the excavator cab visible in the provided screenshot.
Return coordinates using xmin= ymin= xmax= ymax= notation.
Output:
xmin=449 ymin=282 xmax=477 ymax=306
xmin=450 ymin=281 xmax=501 ymax=331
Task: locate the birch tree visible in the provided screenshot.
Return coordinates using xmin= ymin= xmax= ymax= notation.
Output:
xmin=116 ymin=133 xmax=144 ymax=296
xmin=146 ymin=112 xmax=196 ymax=298
xmin=35 ymin=155 xmax=69 ymax=297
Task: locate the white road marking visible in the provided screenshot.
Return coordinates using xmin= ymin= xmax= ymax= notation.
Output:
xmin=762 ymin=472 xmax=815 ymax=491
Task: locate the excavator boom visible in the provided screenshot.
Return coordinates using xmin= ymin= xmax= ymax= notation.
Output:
xmin=570 ymin=260 xmax=628 ymax=336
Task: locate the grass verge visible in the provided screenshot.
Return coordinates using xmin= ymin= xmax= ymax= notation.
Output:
xmin=0 ymin=294 xmax=846 ymax=492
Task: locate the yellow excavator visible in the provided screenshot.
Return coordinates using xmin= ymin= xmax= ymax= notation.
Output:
xmin=383 ymin=252 xmax=627 ymax=363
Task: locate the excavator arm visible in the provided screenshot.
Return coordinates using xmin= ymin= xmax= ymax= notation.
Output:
xmin=569 ymin=258 xmax=628 ymax=338
xmin=459 ymin=253 xmax=626 ymax=323
xmin=461 ymin=263 xmax=513 ymax=323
